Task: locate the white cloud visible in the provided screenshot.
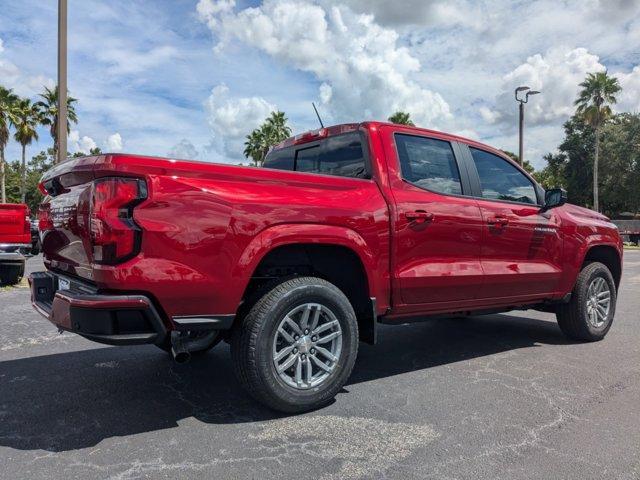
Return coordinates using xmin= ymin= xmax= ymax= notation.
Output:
xmin=96 ymin=44 xmax=179 ymax=75
xmin=168 ymin=138 xmax=199 ymax=159
xmin=0 ymin=36 xmax=54 ymax=97
xmin=106 ymin=133 xmax=123 ymax=152
xmin=69 ymin=130 xmax=97 ymax=154
xmin=485 ymin=48 xmax=607 ymax=129
xmin=616 ymin=66 xmax=640 ymax=113
xmin=204 ymin=83 xmax=276 ymax=160
xmin=197 ymin=0 xmax=451 ymax=128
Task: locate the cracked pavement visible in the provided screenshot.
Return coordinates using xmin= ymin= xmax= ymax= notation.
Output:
xmin=1 ymin=253 xmax=639 ymax=479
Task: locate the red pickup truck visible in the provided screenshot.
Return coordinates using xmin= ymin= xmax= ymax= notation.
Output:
xmin=0 ymin=203 xmax=31 ymax=285
xmin=30 ymin=122 xmax=623 ymax=412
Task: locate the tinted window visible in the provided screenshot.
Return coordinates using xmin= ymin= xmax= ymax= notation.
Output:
xmin=296 ymin=133 xmax=366 ymax=178
xmin=469 ymin=148 xmax=537 ymax=204
xmin=263 ymin=132 xmax=367 ymax=179
xmin=395 ymin=134 xmax=462 ymax=195
xmin=263 ymin=147 xmax=294 ymax=170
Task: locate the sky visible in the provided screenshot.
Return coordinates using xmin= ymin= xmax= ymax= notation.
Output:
xmin=1 ymin=0 xmax=639 ymax=169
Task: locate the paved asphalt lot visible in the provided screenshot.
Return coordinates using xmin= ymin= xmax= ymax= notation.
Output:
xmin=0 ymin=253 xmax=639 ymax=480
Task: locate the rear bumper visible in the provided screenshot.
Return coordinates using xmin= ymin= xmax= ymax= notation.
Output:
xmin=0 ymin=252 xmax=25 ymax=266
xmin=29 ymin=271 xmax=167 ymax=346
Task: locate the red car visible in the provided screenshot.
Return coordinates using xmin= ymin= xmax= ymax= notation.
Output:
xmin=30 ymin=122 xmax=623 ymax=412
xmin=0 ymin=203 xmax=31 ymax=285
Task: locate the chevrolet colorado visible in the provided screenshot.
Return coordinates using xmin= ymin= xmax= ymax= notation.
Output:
xmin=30 ymin=122 xmax=623 ymax=412
xmin=0 ymin=203 xmax=31 ymax=285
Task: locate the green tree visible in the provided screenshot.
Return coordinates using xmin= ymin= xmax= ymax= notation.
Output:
xmin=388 ymin=111 xmax=415 ymax=126
xmin=36 ymin=85 xmax=78 ymax=162
xmin=574 ymin=71 xmax=621 ymax=212
xmin=0 ymin=86 xmax=19 ymax=203
xmin=12 ymin=98 xmax=42 ymax=202
xmin=243 ymin=111 xmax=292 ymax=166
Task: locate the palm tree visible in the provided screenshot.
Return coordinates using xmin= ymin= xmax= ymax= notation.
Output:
xmin=243 ymin=111 xmax=292 ymax=167
xmin=12 ymin=98 xmax=42 ymax=202
xmin=575 ymin=71 xmax=621 ymax=212
xmin=36 ymin=85 xmax=78 ymax=162
xmin=0 ymin=86 xmax=19 ymax=203
xmin=388 ymin=111 xmax=415 ymax=126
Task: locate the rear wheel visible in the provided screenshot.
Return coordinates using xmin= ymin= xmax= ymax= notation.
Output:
xmin=556 ymin=262 xmax=616 ymax=341
xmin=0 ymin=263 xmax=24 ymax=286
xmin=231 ymin=276 xmax=358 ymax=413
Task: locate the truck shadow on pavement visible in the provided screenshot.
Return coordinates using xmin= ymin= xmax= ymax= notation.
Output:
xmin=0 ymin=313 xmax=570 ymax=452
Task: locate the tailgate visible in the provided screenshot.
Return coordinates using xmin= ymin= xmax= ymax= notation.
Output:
xmin=0 ymin=204 xmax=30 ymax=245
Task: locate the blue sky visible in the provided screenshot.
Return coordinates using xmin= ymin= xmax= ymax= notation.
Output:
xmin=1 ymin=0 xmax=639 ymax=168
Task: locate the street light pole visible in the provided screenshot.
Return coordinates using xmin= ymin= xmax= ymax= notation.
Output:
xmin=57 ymin=0 xmax=67 ymax=164
xmin=514 ymin=86 xmax=540 ymax=167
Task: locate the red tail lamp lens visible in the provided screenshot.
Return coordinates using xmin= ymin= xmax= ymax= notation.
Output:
xmin=90 ymin=177 xmax=146 ymax=264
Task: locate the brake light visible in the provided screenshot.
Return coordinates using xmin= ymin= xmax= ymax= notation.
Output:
xmin=90 ymin=177 xmax=146 ymax=264
xmin=38 ymin=204 xmax=53 ymax=232
xmin=24 ymin=207 xmax=31 ymax=235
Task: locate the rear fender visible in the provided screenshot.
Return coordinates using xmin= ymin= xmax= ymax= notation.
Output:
xmin=232 ymin=223 xmax=382 ymax=310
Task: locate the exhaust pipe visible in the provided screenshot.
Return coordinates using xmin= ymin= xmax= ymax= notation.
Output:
xmin=170 ymin=331 xmax=191 ymax=364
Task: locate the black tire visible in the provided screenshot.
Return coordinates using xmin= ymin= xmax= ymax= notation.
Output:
xmin=231 ymin=276 xmax=359 ymax=413
xmin=556 ymin=262 xmax=617 ymax=341
xmin=0 ymin=264 xmax=24 ymax=286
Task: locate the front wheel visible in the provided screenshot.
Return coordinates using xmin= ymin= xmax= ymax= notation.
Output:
xmin=231 ymin=276 xmax=359 ymax=413
xmin=556 ymin=262 xmax=617 ymax=341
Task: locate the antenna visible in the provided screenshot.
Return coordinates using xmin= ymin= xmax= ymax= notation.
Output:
xmin=312 ymin=102 xmax=325 ymax=129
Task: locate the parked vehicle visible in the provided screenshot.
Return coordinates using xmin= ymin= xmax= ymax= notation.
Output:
xmin=30 ymin=218 xmax=41 ymax=255
xmin=0 ymin=203 xmax=31 ymax=285
xmin=30 ymin=122 xmax=623 ymax=412
xmin=612 ymin=219 xmax=640 ymax=245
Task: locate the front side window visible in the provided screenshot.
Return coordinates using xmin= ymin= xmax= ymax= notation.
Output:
xmin=395 ymin=134 xmax=462 ymax=195
xmin=469 ymin=148 xmax=537 ymax=204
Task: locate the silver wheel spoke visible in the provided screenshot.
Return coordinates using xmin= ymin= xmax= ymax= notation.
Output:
xmin=315 ymin=345 xmax=337 ymax=362
xmin=299 ymin=305 xmax=312 ymax=331
xmin=315 ymin=330 xmax=341 ymax=344
xmin=586 ymin=276 xmax=612 ymax=328
xmin=306 ymin=357 xmax=313 ymax=383
xmin=284 ymin=316 xmax=303 ymax=335
xmin=278 ymin=327 xmax=295 ymax=344
xmin=295 ymin=357 xmax=303 ymax=387
xmin=277 ymin=352 xmax=299 ymax=373
xmin=309 ymin=307 xmax=321 ymax=332
xmin=312 ymin=320 xmax=338 ymax=336
xmin=274 ymin=345 xmax=295 ymax=362
xmin=311 ymin=354 xmax=332 ymax=373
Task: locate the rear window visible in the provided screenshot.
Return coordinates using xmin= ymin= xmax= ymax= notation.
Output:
xmin=263 ymin=132 xmax=367 ymax=179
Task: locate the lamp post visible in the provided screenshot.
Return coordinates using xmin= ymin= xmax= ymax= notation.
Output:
xmin=57 ymin=0 xmax=67 ymax=164
xmin=514 ymin=86 xmax=540 ymax=166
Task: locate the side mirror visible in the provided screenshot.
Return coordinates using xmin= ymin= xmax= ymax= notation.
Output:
xmin=542 ymin=188 xmax=567 ymax=211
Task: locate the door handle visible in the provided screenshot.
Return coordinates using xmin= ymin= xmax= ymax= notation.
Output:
xmin=488 ymin=216 xmax=509 ymax=226
xmin=405 ymin=210 xmax=434 ymax=223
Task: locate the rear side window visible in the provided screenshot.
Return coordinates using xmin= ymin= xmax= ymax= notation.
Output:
xmin=263 ymin=132 xmax=367 ymax=179
xmin=395 ymin=134 xmax=462 ymax=195
xmin=469 ymin=148 xmax=537 ymax=204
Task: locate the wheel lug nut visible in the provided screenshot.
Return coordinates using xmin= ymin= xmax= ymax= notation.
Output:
xmin=312 ymin=336 xmax=317 ymax=341
xmin=311 ymin=348 xmax=315 ymax=354
xmin=293 ymin=348 xmax=298 ymax=353
xmin=294 ymin=335 xmax=299 ymax=340
xmin=304 ymin=329 xmax=309 ymax=334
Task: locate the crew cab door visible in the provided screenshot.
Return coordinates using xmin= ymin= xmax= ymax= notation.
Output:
xmin=461 ymin=146 xmax=563 ymax=299
xmin=380 ymin=127 xmax=484 ymax=309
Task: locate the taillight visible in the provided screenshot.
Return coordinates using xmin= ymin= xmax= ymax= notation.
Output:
xmin=38 ymin=204 xmax=53 ymax=232
xmin=90 ymin=177 xmax=147 ymax=264
xmin=24 ymin=208 xmax=31 ymax=235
